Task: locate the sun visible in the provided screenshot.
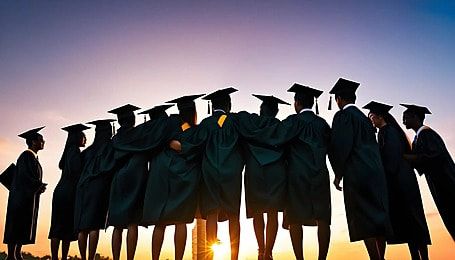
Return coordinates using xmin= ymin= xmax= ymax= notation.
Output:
xmin=211 ymin=240 xmax=229 ymax=259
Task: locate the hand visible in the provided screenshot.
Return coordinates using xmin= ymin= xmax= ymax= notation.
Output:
xmin=39 ymin=183 xmax=47 ymax=193
xmin=333 ymin=177 xmax=342 ymax=191
xmin=169 ymin=140 xmax=182 ymax=152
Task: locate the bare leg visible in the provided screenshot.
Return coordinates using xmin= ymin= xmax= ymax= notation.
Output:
xmin=50 ymin=238 xmax=60 ymax=260
xmin=14 ymin=244 xmax=22 ymax=260
xmin=418 ymin=244 xmax=429 ymax=260
xmin=363 ymin=238 xmax=380 ymax=260
xmin=88 ymin=230 xmax=100 ymax=260
xmin=408 ymin=243 xmax=429 ymax=260
xmin=264 ymin=211 xmax=278 ymax=260
xmin=206 ymin=212 xmax=218 ymax=245
xmin=7 ymin=244 xmax=16 ymax=260
xmin=126 ymin=224 xmax=138 ymax=260
xmin=112 ymin=227 xmax=123 ymax=260
xmin=253 ymin=213 xmax=265 ymax=258
xmin=78 ymin=231 xmax=88 ymax=260
xmin=228 ymin=213 xmax=240 ymax=260
xmin=152 ymin=225 xmax=166 ymax=260
xmin=175 ymin=224 xmax=187 ymax=260
xmin=317 ymin=220 xmax=330 ymax=260
xmin=289 ymin=224 xmax=304 ymax=260
xmin=61 ymin=240 xmax=71 ymax=260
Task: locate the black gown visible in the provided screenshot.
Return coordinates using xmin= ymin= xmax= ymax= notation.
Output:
xmin=329 ymin=106 xmax=391 ymax=242
xmin=411 ymin=126 xmax=455 ymax=240
xmin=74 ymin=141 xmax=115 ymax=232
xmin=49 ymin=146 xmax=83 ymax=241
xmin=4 ymin=150 xmax=44 ymax=244
xmin=378 ymin=125 xmax=431 ymax=245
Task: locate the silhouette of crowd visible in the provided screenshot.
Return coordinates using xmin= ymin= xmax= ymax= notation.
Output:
xmin=2 ymin=78 xmax=455 ymax=260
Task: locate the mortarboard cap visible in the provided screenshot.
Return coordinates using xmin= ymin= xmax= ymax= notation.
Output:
xmin=202 ymin=87 xmax=238 ymax=101
xmin=166 ymin=94 xmax=204 ymax=111
xmin=87 ymin=119 xmax=116 ymax=130
xmin=18 ymin=126 xmax=45 ymax=140
xmin=202 ymin=87 xmax=238 ymax=114
xmin=138 ymin=105 xmax=174 ymax=121
xmin=108 ymin=104 xmax=140 ymax=120
xmin=253 ymin=94 xmax=290 ymax=106
xmin=400 ymin=104 xmax=431 ymax=117
xmin=363 ymin=101 xmax=393 ymax=115
xmin=288 ymin=83 xmax=323 ymax=98
xmin=62 ymin=123 xmax=90 ymax=133
xmin=329 ymin=78 xmax=360 ymax=95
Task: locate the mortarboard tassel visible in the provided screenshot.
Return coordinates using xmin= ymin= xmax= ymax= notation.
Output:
xmin=315 ymin=98 xmax=319 ymax=115
xmin=328 ymin=96 xmax=332 ymax=111
xmin=207 ymin=100 xmax=211 ymax=115
xmin=144 ymin=115 xmax=146 ymax=123
xmin=112 ymin=122 xmax=116 ymax=135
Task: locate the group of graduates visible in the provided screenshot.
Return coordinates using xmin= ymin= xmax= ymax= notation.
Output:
xmin=1 ymin=77 xmax=455 ymax=260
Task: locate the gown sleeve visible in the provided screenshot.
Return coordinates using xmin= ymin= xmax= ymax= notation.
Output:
xmin=328 ymin=111 xmax=354 ymax=179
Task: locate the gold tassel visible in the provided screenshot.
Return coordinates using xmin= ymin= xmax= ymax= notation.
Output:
xmin=328 ymin=96 xmax=332 ymax=111
xmin=315 ymin=98 xmax=319 ymax=115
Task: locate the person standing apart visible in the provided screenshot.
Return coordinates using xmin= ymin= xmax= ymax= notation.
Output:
xmin=401 ymin=103 xmax=455 ymax=241
xmin=3 ymin=127 xmax=47 ymax=260
xmin=49 ymin=124 xmax=89 ymax=260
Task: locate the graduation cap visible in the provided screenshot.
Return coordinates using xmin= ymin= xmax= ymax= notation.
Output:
xmin=202 ymin=87 xmax=238 ymax=114
xmin=253 ymin=94 xmax=290 ymax=115
xmin=87 ymin=119 xmax=116 ymax=131
xmin=400 ymin=104 xmax=431 ymax=120
xmin=166 ymin=94 xmax=204 ymax=111
xmin=62 ymin=124 xmax=90 ymax=133
xmin=362 ymin=101 xmax=393 ymax=115
xmin=138 ymin=104 xmax=174 ymax=122
xmin=18 ymin=126 xmax=45 ymax=140
xmin=108 ymin=104 xmax=141 ymax=120
xmin=328 ymin=78 xmax=360 ymax=110
xmin=288 ymin=83 xmax=323 ymax=114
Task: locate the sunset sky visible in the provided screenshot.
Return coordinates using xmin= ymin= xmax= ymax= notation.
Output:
xmin=1 ymin=1 xmax=454 ymax=259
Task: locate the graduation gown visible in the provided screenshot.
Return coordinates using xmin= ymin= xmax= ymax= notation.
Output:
xmin=411 ymin=127 xmax=455 ymax=240
xmin=182 ymin=111 xmax=244 ymax=220
xmin=107 ymin=127 xmax=149 ymax=227
xmin=236 ymin=111 xmax=331 ymax=225
xmin=74 ymin=141 xmax=115 ymax=232
xmin=329 ymin=106 xmax=391 ymax=242
xmin=378 ymin=125 xmax=431 ymax=244
xmin=49 ymin=146 xmax=83 ymax=241
xmin=142 ymin=115 xmax=201 ymax=225
xmin=4 ymin=150 xmax=44 ymax=244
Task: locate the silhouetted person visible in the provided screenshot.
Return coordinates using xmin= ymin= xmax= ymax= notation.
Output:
xmin=236 ymin=85 xmax=332 ymax=260
xmin=328 ymin=78 xmax=391 ymax=260
xmin=3 ymin=127 xmax=47 ymax=260
xmin=106 ymin=104 xmax=146 ymax=260
xmin=74 ymin=119 xmax=115 ymax=260
xmin=364 ymin=101 xmax=431 ymax=260
xmin=241 ymin=94 xmax=288 ymax=260
xmin=142 ymin=97 xmax=203 ymax=260
xmin=173 ymin=87 xmax=244 ymax=260
xmin=401 ymin=103 xmax=455 ymax=241
xmin=49 ymin=124 xmax=89 ymax=260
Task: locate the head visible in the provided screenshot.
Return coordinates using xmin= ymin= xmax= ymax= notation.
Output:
xmin=368 ymin=112 xmax=387 ymax=129
xmin=402 ymin=111 xmax=424 ymax=130
xmin=26 ymin=133 xmax=45 ymax=152
xmin=66 ymin=131 xmax=87 ymax=148
xmin=294 ymin=93 xmax=314 ymax=113
xmin=335 ymin=93 xmax=356 ymax=110
xmin=212 ymin=96 xmax=231 ymax=113
xmin=179 ymin=104 xmax=198 ymax=126
xmin=118 ymin=114 xmax=135 ymax=129
xmin=260 ymin=102 xmax=278 ymax=117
